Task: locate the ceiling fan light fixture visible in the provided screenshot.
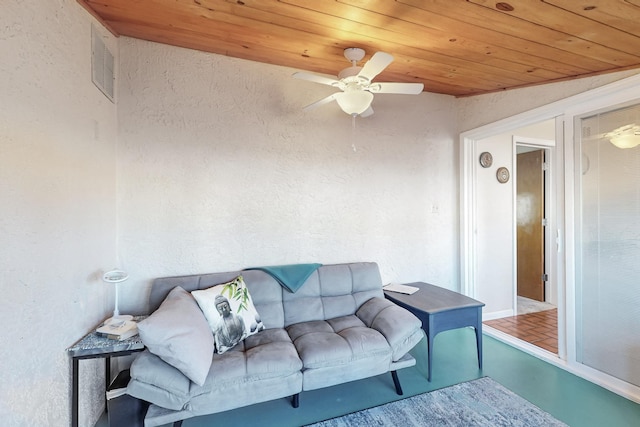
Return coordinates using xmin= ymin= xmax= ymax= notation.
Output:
xmin=336 ymin=90 xmax=374 ymax=115
xmin=293 ymin=48 xmax=421 ymax=118
xmin=605 ymin=124 xmax=640 ymax=149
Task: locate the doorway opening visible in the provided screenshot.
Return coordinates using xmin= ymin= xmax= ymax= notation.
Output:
xmin=484 ymin=138 xmax=558 ymax=354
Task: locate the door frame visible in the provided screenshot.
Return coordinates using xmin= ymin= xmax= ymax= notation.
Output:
xmin=460 ymin=72 xmax=640 ymax=403
xmin=513 ymin=137 xmax=556 ymax=312
xmin=460 ymin=119 xmax=563 ymax=329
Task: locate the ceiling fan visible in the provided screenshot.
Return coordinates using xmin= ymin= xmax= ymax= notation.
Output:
xmin=293 ymin=48 xmax=424 ymax=118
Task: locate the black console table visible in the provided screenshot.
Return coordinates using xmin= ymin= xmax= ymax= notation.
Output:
xmin=67 ymin=319 xmax=145 ymax=427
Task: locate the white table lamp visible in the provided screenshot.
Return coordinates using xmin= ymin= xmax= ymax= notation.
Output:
xmin=103 ymin=269 xmax=132 ymax=323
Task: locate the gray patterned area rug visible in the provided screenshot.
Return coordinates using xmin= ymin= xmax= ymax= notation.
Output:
xmin=306 ymin=377 xmax=568 ymax=427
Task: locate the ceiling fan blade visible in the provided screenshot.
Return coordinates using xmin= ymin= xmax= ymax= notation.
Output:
xmin=292 ymin=71 xmax=339 ymax=87
xmin=360 ymin=106 xmax=374 ymax=118
xmin=358 ymin=52 xmax=394 ymax=82
xmin=368 ymin=82 xmax=424 ymax=94
xmin=302 ymin=93 xmax=339 ymax=111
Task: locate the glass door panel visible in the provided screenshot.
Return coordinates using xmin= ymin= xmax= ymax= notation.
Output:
xmin=576 ymin=102 xmax=640 ymax=387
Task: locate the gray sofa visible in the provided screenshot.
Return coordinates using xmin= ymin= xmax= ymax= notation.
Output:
xmin=127 ymin=262 xmax=424 ymax=426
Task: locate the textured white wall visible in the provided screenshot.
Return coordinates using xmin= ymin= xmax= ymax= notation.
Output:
xmin=457 ymin=69 xmax=640 ymax=132
xmin=514 ymin=120 xmax=556 ymax=141
xmin=115 ymin=38 xmax=460 ymax=314
xmin=0 ymin=1 xmax=118 ymax=426
xmin=474 ymin=133 xmax=514 ymax=315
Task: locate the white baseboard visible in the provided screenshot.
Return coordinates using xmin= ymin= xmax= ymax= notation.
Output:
xmin=482 ymin=309 xmax=514 ymax=321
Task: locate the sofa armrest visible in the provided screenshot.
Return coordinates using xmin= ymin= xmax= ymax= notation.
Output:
xmin=356 ymin=297 xmax=424 ymax=361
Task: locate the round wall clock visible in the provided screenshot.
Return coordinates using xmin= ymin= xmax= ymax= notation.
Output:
xmin=496 ymin=167 xmax=510 ymax=183
xmin=479 ymin=152 xmax=493 ymax=168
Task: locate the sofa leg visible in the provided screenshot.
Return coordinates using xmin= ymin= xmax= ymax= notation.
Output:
xmin=173 ymin=421 xmax=183 ymax=427
xmin=391 ymin=370 xmax=403 ymax=395
xmin=291 ymin=393 xmax=300 ymax=408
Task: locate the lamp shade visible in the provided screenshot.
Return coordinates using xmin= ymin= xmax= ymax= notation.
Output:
xmin=606 ymin=124 xmax=640 ymax=149
xmin=103 ymin=269 xmax=129 ymax=283
xmin=103 ymin=269 xmax=129 ymax=320
xmin=336 ymin=90 xmax=374 ymax=115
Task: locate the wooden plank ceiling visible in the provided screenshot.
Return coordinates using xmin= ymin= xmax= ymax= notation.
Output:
xmin=78 ymin=0 xmax=640 ymax=97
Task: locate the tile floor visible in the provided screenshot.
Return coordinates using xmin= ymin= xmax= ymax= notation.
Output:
xmin=484 ymin=308 xmax=558 ymax=353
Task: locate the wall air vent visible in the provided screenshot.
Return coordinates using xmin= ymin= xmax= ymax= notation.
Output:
xmin=91 ymin=25 xmax=115 ymax=102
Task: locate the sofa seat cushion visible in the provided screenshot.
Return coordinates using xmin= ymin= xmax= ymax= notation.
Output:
xmin=128 ymin=328 xmax=302 ymax=412
xmin=196 ymin=328 xmax=302 ymax=389
xmin=128 ymin=350 xmax=193 ymax=411
xmin=286 ymin=315 xmax=391 ymax=369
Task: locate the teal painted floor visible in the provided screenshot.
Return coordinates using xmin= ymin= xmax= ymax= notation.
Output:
xmin=98 ymin=329 xmax=640 ymax=426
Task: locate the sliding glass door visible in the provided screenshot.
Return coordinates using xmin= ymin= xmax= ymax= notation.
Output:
xmin=575 ymin=102 xmax=640 ymax=387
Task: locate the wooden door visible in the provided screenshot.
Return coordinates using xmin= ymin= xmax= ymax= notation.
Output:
xmin=516 ymin=150 xmax=545 ymax=301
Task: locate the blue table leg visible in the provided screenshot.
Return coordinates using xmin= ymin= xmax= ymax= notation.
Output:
xmin=427 ymin=316 xmax=434 ymax=382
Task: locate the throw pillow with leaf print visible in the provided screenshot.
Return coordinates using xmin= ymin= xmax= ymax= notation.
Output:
xmin=192 ymin=276 xmax=265 ymax=353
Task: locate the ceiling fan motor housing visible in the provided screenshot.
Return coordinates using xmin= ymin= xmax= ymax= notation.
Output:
xmin=343 ymin=47 xmax=365 ymax=62
xmin=338 ymin=66 xmax=363 ymax=80
xmin=339 ymin=48 xmax=366 ymax=80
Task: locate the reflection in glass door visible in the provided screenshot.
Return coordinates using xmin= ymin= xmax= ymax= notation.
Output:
xmin=576 ymin=102 xmax=640 ymax=387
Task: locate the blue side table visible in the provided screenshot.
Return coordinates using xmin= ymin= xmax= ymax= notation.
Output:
xmin=67 ymin=317 xmax=146 ymax=427
xmin=384 ymin=282 xmax=484 ymax=381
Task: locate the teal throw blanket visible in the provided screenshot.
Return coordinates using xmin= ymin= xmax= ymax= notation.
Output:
xmin=245 ymin=263 xmax=322 ymax=293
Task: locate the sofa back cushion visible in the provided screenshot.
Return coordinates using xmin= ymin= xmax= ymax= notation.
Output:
xmin=151 ymin=270 xmax=286 ymax=329
xmin=282 ymin=263 xmax=383 ymax=326
xmin=149 ymin=262 xmax=383 ymax=329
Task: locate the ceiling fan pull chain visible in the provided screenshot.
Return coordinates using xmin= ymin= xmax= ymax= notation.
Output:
xmin=351 ymin=114 xmax=357 ymax=152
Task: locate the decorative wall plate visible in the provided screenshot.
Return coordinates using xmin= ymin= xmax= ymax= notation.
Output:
xmin=496 ymin=167 xmax=510 ymax=183
xmin=479 ymin=151 xmax=493 ymax=168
